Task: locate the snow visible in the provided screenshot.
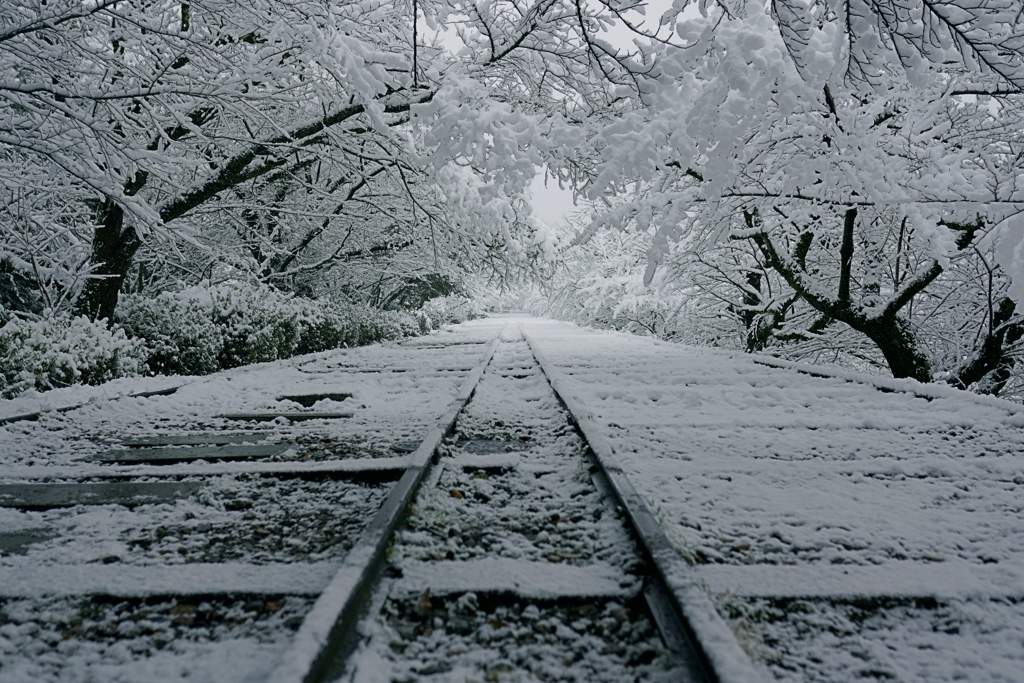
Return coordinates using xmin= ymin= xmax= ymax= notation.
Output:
xmin=720 ymin=597 xmax=1024 ymax=683
xmin=342 ymin=328 xmax=682 ymax=682
xmin=0 ymin=595 xmax=311 ymax=683
xmin=0 ymin=477 xmax=388 ymax=567
xmin=392 ymin=558 xmax=633 ymax=600
xmin=4 ymin=313 xmax=1024 ymax=681
xmin=516 ymin=316 xmax=1024 ymax=682
xmin=0 ymin=327 xmax=502 ymax=468
xmin=269 ymin=331 xmax=504 ymax=683
xmin=0 ymin=320 xmax=508 ymax=682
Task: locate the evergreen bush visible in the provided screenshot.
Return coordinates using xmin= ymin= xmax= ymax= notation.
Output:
xmin=0 ymin=310 xmax=145 ymax=398
xmin=0 ymin=283 xmax=473 ymax=399
xmin=420 ymin=295 xmax=484 ymax=331
xmin=116 ymin=282 xmax=423 ymax=377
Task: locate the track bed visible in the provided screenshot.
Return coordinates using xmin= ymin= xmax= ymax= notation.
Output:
xmin=344 ymin=333 xmax=685 ymax=682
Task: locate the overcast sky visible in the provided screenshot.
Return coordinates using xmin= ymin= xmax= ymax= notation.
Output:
xmin=529 ymin=173 xmax=578 ymax=231
xmin=424 ymin=0 xmax=682 ymax=232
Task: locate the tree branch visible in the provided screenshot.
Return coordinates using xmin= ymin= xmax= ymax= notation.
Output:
xmin=837 ymin=207 xmax=857 ymax=304
xmin=158 ymin=90 xmax=434 ymax=224
xmin=883 ymin=260 xmax=943 ymax=320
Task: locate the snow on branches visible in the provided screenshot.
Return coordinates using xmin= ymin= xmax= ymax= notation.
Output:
xmin=556 ymin=1 xmax=1024 ymax=386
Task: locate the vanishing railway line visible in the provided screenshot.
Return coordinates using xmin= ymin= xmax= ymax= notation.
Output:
xmin=0 ymin=318 xmax=760 ymax=683
xmin=5 ymin=314 xmax=1016 ymax=682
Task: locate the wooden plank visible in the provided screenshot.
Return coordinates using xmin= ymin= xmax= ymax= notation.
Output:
xmin=121 ymin=433 xmax=266 ymax=447
xmin=218 ymin=412 xmax=353 ymax=422
xmin=0 ymin=560 xmax=337 ymax=598
xmin=5 ymin=457 xmax=410 ymax=481
xmin=391 ymin=559 xmax=634 ymax=600
xmin=278 ymin=393 xmax=352 ymax=407
xmin=0 ymin=529 xmax=52 ymax=555
xmin=689 ymin=560 xmax=1024 ymax=601
xmin=91 ymin=443 xmax=292 ymax=465
xmin=461 ymin=439 xmax=532 ymax=454
xmin=0 ymin=482 xmax=204 ymax=510
xmin=129 ymin=386 xmax=181 ymax=398
xmin=0 ymin=411 xmax=43 ymax=425
xmin=306 ymin=366 xmax=472 ymax=374
xmin=0 ymin=402 xmax=84 ymax=425
xmin=0 ymin=386 xmax=179 ymax=426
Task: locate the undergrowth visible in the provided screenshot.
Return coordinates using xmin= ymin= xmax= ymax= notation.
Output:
xmin=0 ymin=283 xmax=483 ymax=398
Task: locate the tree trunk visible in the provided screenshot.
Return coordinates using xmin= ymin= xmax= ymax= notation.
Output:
xmin=948 ymin=298 xmax=1024 ymax=394
xmin=75 ymin=200 xmax=141 ymax=322
xmin=749 ymin=219 xmax=935 ymax=382
xmin=861 ymin=315 xmax=932 ymax=382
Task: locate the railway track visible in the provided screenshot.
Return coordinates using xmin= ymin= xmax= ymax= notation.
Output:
xmin=0 ymin=317 xmax=761 ymax=683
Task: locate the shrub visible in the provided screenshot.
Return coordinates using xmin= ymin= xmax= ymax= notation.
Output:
xmin=114 ymin=290 xmax=223 ymax=375
xmin=0 ymin=310 xmax=145 ymax=398
xmin=0 ymin=282 xmax=436 ymax=398
xmin=420 ymin=295 xmax=484 ymax=331
xmin=206 ymin=284 xmax=303 ymax=368
xmin=116 ymin=282 xmax=423 ymax=377
xmin=292 ymin=299 xmax=420 ymax=353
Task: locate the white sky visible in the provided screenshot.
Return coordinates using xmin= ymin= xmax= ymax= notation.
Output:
xmin=424 ymin=0 xmax=682 ymax=233
xmin=529 ymin=173 xmax=580 ymax=231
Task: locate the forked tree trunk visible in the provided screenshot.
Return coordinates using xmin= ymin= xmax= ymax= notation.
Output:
xmin=861 ymin=315 xmax=933 ymax=382
xmin=749 ymin=209 xmax=938 ymax=383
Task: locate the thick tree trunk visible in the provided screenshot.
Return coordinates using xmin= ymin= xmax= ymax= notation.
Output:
xmin=861 ymin=315 xmax=932 ymax=382
xmin=75 ymin=200 xmax=141 ymax=322
xmin=749 ymin=214 xmax=935 ymax=383
xmin=948 ymin=298 xmax=1024 ymax=394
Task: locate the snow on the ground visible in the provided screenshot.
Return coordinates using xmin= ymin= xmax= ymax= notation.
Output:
xmin=0 ymin=323 xmax=503 ymax=469
xmin=0 ymin=594 xmax=311 ymax=683
xmin=518 ymin=316 xmax=1024 ymax=682
xmin=344 ymin=328 xmax=680 ymax=683
xmin=390 ymin=331 xmax=643 ymax=575
xmin=0 ymin=318 xmax=508 ymax=682
xmin=6 ymin=312 xmax=1023 ymax=681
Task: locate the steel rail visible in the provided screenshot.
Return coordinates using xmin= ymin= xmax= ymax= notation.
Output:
xmin=269 ymin=330 xmax=505 ymax=683
xmin=521 ymin=324 xmax=768 ymax=683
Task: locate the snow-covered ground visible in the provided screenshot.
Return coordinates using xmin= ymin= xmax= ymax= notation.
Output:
xmin=518 ymin=316 xmax=1024 ymax=682
xmin=344 ymin=327 xmax=681 ymax=683
xmin=4 ymin=313 xmax=1023 ymax=682
xmin=0 ymin=324 xmax=502 ymax=471
xmin=0 ymin=320 xmax=507 ymax=683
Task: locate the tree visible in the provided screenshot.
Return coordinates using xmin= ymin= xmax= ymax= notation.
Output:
xmin=2 ymin=0 xmax=444 ymax=320
xmin=8 ymin=0 xmax=1024 ymax=381
xmin=558 ymin=4 xmax=1024 ymax=383
xmin=2 ymin=0 xmax=666 ymax=320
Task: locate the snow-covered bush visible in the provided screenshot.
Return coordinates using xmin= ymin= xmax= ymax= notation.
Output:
xmin=114 ymin=290 xmax=224 ymax=376
xmin=0 ymin=311 xmax=144 ymax=398
xmin=419 ymin=295 xmax=485 ymax=331
xmin=116 ymin=282 xmax=422 ymax=376
xmin=205 ymin=284 xmax=304 ymax=369
xmin=342 ymin=304 xmax=422 ymax=346
xmin=296 ymin=300 xmax=421 ymax=351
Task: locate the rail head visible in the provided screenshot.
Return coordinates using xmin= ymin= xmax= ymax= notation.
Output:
xmin=268 ymin=330 xmax=504 ymax=683
xmin=520 ymin=323 xmax=769 ymax=683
